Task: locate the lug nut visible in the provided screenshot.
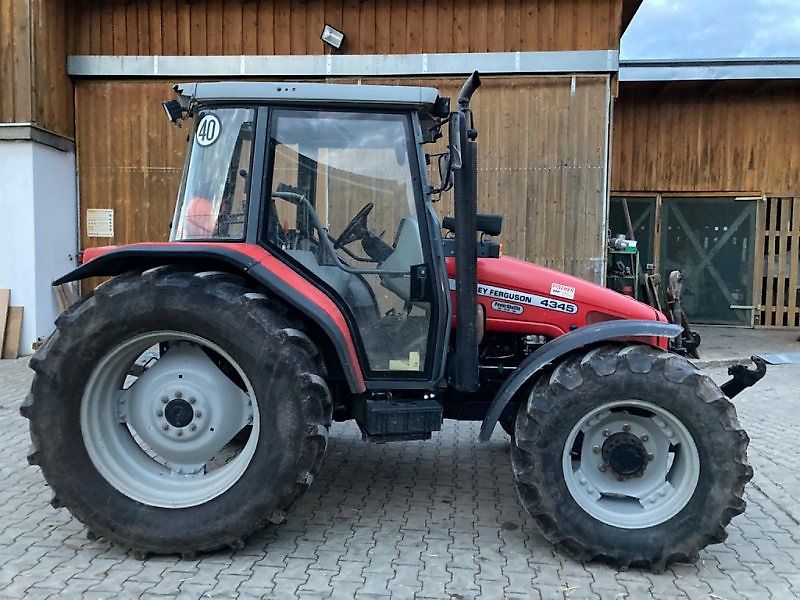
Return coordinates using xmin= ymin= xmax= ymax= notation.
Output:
xmin=176 ymin=430 xmax=183 ymax=437
xmin=189 ymin=397 xmax=196 ymax=404
xmin=195 ymin=411 xmax=202 ymax=418
xmin=162 ymin=424 xmax=169 ymax=431
xmin=646 ymin=452 xmax=654 ymax=461
xmin=161 ymin=396 xmax=169 ymax=404
xmin=592 ymin=445 xmax=600 ymax=454
xmin=598 ymin=464 xmax=607 ymax=472
xmin=617 ymin=475 xmax=624 ymax=482
xmin=190 ymin=424 xmax=197 ymax=431
xmin=602 ymin=428 xmax=610 ymax=437
xmin=156 ymin=409 xmax=163 ymax=417
xmin=174 ymin=391 xmax=182 ymax=398
xmin=622 ymin=423 xmax=630 ymax=432
xmin=641 ymin=434 xmax=649 ymax=442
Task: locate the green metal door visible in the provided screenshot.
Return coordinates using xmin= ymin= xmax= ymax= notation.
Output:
xmin=659 ymin=197 xmax=757 ymax=325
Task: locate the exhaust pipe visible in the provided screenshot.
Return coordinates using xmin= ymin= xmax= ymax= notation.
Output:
xmin=451 ymin=71 xmax=481 ymax=392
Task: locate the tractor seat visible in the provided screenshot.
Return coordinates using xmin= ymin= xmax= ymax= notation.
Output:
xmin=286 ymin=249 xmax=376 ymax=313
xmin=379 ymin=218 xmax=423 ymax=301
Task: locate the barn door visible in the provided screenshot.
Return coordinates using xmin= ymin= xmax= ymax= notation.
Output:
xmin=659 ymin=196 xmax=757 ymax=325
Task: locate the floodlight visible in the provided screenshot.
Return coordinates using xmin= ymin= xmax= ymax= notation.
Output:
xmin=321 ymin=24 xmax=345 ymax=50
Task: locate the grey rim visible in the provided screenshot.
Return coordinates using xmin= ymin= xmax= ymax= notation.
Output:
xmin=561 ymin=399 xmax=700 ymax=529
xmin=80 ymin=331 xmax=259 ymax=509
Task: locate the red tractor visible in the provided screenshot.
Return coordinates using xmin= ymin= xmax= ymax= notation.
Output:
xmin=22 ymin=73 xmax=764 ymax=570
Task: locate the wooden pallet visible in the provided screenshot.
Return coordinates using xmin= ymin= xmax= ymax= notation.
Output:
xmin=0 ymin=290 xmax=24 ymax=359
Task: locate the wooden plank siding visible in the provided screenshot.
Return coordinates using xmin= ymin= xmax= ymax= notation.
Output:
xmin=75 ymin=75 xmax=610 ymax=283
xmin=64 ymin=0 xmax=626 ymax=56
xmin=612 ymin=81 xmax=800 ymax=197
xmin=613 ymin=80 xmax=800 ymax=327
xmin=0 ymin=0 xmax=73 ymax=138
xmin=74 ymin=81 xmax=189 ymax=252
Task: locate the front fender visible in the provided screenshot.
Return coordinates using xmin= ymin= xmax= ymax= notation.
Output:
xmin=478 ymin=320 xmax=682 ymax=441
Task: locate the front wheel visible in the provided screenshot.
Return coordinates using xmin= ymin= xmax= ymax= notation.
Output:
xmin=511 ymin=344 xmax=752 ymax=571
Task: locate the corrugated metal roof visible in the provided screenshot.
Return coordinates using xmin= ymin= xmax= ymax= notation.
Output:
xmin=619 ymin=57 xmax=800 ymax=82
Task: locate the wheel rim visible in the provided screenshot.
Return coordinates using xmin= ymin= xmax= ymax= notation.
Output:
xmin=561 ymin=399 xmax=700 ymax=529
xmin=81 ymin=331 xmax=260 ymax=509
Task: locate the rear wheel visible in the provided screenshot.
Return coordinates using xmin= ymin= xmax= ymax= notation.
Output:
xmin=22 ymin=268 xmax=331 ymax=556
xmin=511 ymin=344 xmax=752 ymax=570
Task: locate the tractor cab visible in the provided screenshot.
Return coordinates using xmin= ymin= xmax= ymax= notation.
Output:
xmin=168 ymin=81 xmax=456 ymax=384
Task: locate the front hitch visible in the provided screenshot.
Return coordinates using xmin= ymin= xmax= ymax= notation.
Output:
xmin=720 ymin=356 xmax=767 ymax=399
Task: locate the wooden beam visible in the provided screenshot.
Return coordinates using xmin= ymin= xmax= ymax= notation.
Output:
xmin=1 ymin=306 xmax=23 ymax=359
xmin=0 ymin=290 xmax=8 ymax=353
xmin=620 ymin=0 xmax=644 ymax=35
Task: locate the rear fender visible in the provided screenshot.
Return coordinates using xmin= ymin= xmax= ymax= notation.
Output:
xmin=478 ymin=320 xmax=682 ymax=441
xmin=55 ymin=243 xmax=366 ymax=393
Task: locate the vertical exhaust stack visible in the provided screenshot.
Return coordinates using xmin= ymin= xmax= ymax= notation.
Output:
xmin=451 ymin=72 xmax=481 ymax=392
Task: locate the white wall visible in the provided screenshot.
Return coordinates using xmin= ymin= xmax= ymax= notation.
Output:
xmin=0 ymin=139 xmax=77 ymax=355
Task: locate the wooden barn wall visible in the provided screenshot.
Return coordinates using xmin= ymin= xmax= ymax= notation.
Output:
xmin=65 ymin=0 xmax=624 ymax=56
xmin=0 ymin=0 xmax=73 ymax=138
xmin=75 ymin=75 xmax=610 ymax=282
xmin=612 ymin=81 xmax=800 ymax=197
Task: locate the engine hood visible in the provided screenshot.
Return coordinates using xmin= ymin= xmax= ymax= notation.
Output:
xmin=446 ymin=255 xmax=664 ymax=337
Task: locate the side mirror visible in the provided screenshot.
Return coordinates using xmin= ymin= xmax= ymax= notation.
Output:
xmin=437 ymin=153 xmax=453 ymax=192
xmin=162 ymin=100 xmax=184 ymax=126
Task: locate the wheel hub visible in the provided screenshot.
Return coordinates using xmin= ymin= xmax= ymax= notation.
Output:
xmin=81 ymin=332 xmax=261 ymax=509
xmin=122 ymin=343 xmax=254 ymax=474
xmin=164 ymin=398 xmax=194 ymax=428
xmin=602 ymin=432 xmax=648 ymax=479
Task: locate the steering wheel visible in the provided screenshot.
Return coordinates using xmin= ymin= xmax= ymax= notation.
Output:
xmin=334 ymin=202 xmax=374 ymax=249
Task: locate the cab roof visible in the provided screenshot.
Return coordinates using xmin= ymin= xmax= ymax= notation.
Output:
xmin=175 ymin=81 xmax=443 ymax=112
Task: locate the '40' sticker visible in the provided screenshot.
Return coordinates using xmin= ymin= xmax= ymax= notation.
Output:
xmin=196 ymin=114 xmax=221 ymax=147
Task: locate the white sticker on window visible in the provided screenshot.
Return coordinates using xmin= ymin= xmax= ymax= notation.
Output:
xmin=550 ymin=282 xmax=576 ymax=300
xmin=196 ymin=114 xmax=221 ymax=147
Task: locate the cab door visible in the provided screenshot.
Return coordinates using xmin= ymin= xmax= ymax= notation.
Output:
xmin=260 ymin=107 xmax=448 ymax=386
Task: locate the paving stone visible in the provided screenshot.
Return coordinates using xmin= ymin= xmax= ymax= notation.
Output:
xmin=2 ymin=359 xmax=800 ymax=599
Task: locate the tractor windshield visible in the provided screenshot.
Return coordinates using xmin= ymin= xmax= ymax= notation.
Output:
xmin=172 ymin=108 xmax=255 ymax=241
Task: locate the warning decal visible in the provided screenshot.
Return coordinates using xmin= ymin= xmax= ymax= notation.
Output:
xmin=550 ymin=282 xmax=576 ymax=300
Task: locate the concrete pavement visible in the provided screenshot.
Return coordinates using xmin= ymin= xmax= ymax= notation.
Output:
xmin=1 ymin=356 xmax=799 ymax=599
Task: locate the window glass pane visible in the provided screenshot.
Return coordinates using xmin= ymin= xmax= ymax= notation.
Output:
xmin=266 ymin=110 xmax=430 ymax=373
xmin=173 ymin=108 xmax=254 ymax=240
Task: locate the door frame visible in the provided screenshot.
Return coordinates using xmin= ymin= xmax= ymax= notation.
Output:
xmin=257 ymin=106 xmax=450 ymax=389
